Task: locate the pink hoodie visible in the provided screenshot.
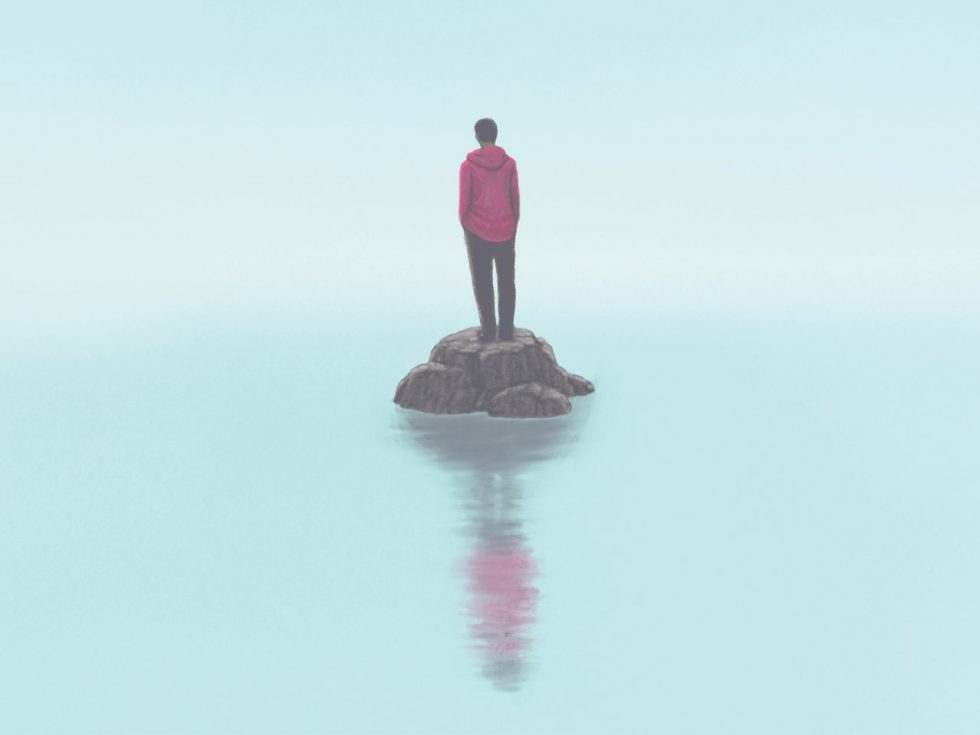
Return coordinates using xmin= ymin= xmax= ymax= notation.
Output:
xmin=459 ymin=144 xmax=520 ymax=243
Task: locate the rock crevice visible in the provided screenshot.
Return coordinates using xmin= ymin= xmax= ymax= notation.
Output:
xmin=394 ymin=327 xmax=594 ymax=418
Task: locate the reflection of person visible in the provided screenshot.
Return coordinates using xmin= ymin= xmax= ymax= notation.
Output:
xmin=459 ymin=118 xmax=520 ymax=343
xmin=396 ymin=410 xmax=586 ymax=691
xmin=466 ymin=473 xmax=538 ymax=691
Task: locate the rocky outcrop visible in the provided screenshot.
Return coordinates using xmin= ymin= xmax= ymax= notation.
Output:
xmin=393 ymin=327 xmax=594 ymax=418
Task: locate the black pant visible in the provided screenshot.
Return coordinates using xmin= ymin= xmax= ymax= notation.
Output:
xmin=464 ymin=228 xmax=516 ymax=339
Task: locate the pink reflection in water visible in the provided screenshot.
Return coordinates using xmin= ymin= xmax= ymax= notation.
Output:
xmin=467 ymin=538 xmax=539 ymax=662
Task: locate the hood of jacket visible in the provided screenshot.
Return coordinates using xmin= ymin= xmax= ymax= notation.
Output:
xmin=466 ymin=145 xmax=511 ymax=170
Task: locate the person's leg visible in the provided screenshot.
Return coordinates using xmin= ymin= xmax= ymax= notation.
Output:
xmin=464 ymin=229 xmax=497 ymax=341
xmin=494 ymin=237 xmax=516 ymax=340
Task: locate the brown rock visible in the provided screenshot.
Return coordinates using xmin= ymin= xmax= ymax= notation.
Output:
xmin=487 ymin=383 xmax=571 ymax=418
xmin=394 ymin=327 xmax=594 ymax=418
xmin=566 ymin=373 xmax=595 ymax=396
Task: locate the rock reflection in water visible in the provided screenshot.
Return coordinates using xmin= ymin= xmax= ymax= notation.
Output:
xmin=393 ymin=401 xmax=591 ymax=691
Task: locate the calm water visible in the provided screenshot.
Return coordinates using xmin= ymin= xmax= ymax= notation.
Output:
xmin=2 ymin=309 xmax=979 ymax=734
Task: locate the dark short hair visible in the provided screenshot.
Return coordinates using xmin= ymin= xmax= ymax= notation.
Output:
xmin=474 ymin=118 xmax=498 ymax=143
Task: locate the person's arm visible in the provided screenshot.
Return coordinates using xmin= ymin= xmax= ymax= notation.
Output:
xmin=509 ymin=161 xmax=520 ymax=225
xmin=459 ymin=161 xmax=471 ymax=226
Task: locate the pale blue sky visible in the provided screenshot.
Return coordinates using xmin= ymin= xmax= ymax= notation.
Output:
xmin=2 ymin=1 xmax=978 ymax=326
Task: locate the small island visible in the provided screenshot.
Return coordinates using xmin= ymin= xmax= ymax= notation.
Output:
xmin=393 ymin=327 xmax=594 ymax=419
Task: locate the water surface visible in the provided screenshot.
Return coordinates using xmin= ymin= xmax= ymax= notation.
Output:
xmin=2 ymin=310 xmax=978 ymax=733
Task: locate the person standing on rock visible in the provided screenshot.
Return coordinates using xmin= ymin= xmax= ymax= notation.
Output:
xmin=459 ymin=118 xmax=520 ymax=343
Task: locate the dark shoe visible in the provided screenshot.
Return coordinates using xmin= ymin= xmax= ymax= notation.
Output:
xmin=497 ymin=329 xmax=514 ymax=341
xmin=478 ymin=328 xmax=496 ymax=343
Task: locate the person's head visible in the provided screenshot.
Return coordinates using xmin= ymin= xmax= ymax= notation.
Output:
xmin=474 ymin=118 xmax=498 ymax=145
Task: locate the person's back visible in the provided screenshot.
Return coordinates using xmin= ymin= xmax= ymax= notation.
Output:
xmin=459 ymin=142 xmax=520 ymax=243
xmin=459 ymin=118 xmax=520 ymax=343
